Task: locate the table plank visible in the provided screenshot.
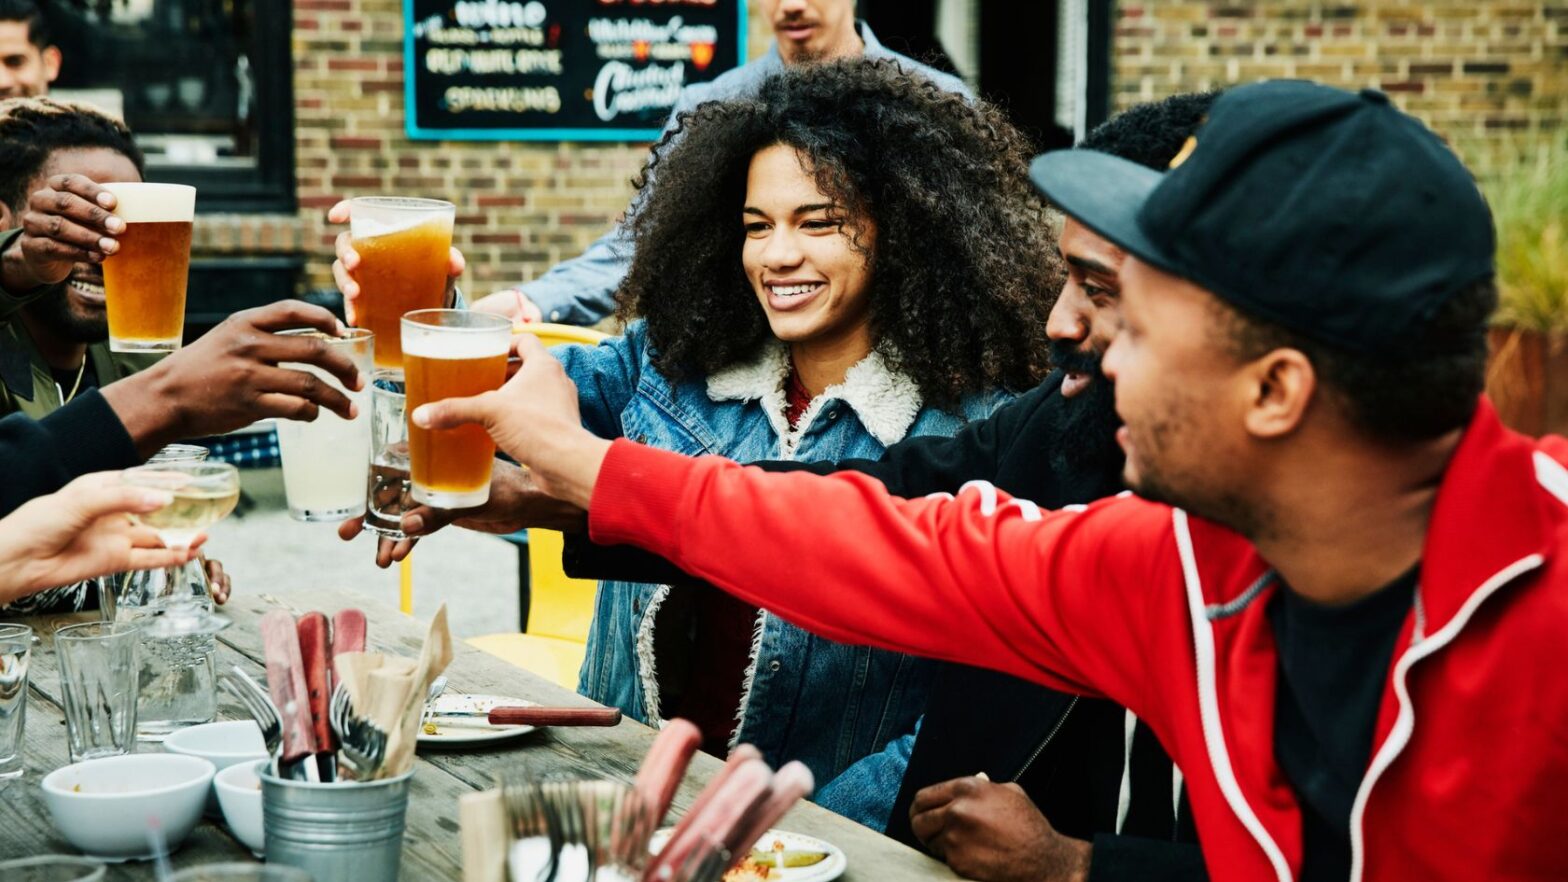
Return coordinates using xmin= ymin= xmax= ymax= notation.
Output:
xmin=2 ymin=590 xmax=957 ymax=880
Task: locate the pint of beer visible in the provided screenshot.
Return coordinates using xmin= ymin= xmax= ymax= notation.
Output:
xmin=349 ymin=196 xmax=456 ymax=368
xmin=100 ymin=183 xmax=196 ymax=353
xmin=401 ymin=310 xmax=511 ymax=508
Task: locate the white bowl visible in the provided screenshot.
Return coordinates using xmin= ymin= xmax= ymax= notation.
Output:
xmin=41 ymin=754 xmax=215 ymax=860
xmin=163 ymin=720 xmax=268 ymax=814
xmin=213 ymin=760 xmax=266 ymax=856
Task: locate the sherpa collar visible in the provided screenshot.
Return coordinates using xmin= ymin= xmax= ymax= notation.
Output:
xmin=705 ymin=341 xmax=923 ymax=454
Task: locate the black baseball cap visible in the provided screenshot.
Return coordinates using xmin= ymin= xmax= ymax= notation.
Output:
xmin=1030 ymin=80 xmax=1495 ymax=354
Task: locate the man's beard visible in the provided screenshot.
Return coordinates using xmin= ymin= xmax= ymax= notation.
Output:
xmin=24 ymin=283 xmax=109 ymax=345
xmin=1048 ymin=339 xmax=1124 ymax=476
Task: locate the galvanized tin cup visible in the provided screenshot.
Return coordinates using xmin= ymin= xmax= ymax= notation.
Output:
xmin=259 ymin=766 xmax=413 ymax=882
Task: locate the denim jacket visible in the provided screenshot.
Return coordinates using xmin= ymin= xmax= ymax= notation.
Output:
xmin=559 ymin=320 xmax=1011 ymax=793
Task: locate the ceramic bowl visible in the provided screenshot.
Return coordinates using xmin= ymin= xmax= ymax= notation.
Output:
xmin=213 ymin=760 xmax=266 ymax=855
xmin=163 ymin=720 xmax=268 ymax=813
xmin=41 ymin=754 xmax=215 ymax=860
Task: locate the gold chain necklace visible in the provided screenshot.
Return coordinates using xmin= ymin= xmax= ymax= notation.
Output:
xmin=60 ymin=357 xmax=86 ymax=404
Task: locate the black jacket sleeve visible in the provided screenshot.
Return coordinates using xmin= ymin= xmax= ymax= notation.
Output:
xmin=560 ymin=377 xmax=1057 ymax=583
xmin=1088 ymin=834 xmax=1208 ymax=882
xmin=1 ymin=389 xmax=141 ymax=516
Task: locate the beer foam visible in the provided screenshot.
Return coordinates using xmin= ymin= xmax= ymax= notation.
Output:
xmin=401 ymin=328 xmax=509 ymax=359
xmin=101 ymin=183 xmax=196 ymax=223
xmin=351 ymin=213 xmax=454 ymax=240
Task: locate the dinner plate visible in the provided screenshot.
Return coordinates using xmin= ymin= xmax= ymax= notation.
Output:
xmin=416 ymin=693 xmax=538 ymax=746
xmin=648 ymin=828 xmax=847 ymax=882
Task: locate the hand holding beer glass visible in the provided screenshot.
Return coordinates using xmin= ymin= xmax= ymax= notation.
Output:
xmin=342 ymin=197 xmax=456 ymax=368
xmin=99 ymin=182 xmax=196 ymax=353
xmin=401 ymin=310 xmax=511 ymax=508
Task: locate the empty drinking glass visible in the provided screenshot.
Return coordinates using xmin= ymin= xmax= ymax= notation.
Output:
xmin=365 ymin=370 xmax=414 ymax=540
xmin=0 ymin=623 xmax=32 ymax=783
xmin=56 ymin=621 xmax=140 ymax=762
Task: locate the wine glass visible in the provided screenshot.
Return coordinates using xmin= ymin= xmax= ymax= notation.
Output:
xmin=123 ymin=461 xmax=240 ymax=549
xmin=117 ymin=461 xmax=241 ymax=740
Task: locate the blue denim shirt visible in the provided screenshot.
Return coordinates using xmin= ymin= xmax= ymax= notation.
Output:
xmin=557 ymin=321 xmax=1009 ymax=803
xmin=519 ymin=24 xmax=972 ymax=325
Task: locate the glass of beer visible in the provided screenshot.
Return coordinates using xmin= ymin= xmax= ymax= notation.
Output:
xmin=100 ymin=182 xmax=196 ymax=353
xmin=274 ymin=328 xmax=375 ymax=521
xmin=401 ymin=309 xmax=510 ymax=508
xmin=349 ymin=196 xmax=456 ymax=368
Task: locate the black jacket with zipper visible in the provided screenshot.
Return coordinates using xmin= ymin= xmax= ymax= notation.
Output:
xmin=565 ymin=371 xmax=1206 ymax=881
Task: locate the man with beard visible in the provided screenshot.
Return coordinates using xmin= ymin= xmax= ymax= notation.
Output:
xmin=358 ymin=93 xmax=1218 ymax=882
xmin=427 ymin=81 xmax=1568 ymax=882
xmin=0 ymin=97 xmax=367 ymax=609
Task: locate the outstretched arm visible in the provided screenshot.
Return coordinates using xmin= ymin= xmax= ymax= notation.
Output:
xmin=413 ymin=337 xmax=1177 ymax=713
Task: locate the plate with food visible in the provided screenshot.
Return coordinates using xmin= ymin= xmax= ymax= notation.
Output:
xmin=416 ymin=693 xmax=538 ymax=746
xmin=648 ymin=828 xmax=845 ymax=882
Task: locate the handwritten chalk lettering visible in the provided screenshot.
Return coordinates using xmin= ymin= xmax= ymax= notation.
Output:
xmin=444 ymin=85 xmax=563 ymax=113
xmin=593 ymin=60 xmax=685 ymax=121
xmin=425 ymin=47 xmax=562 ymax=75
xmin=453 ymin=0 xmax=548 ymax=29
xmin=587 ymin=16 xmax=718 ymax=47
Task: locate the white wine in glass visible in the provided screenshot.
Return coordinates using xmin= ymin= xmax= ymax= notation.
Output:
xmin=123 ymin=462 xmax=240 ymax=549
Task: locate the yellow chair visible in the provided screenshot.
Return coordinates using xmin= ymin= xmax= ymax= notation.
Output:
xmin=468 ymin=324 xmax=610 ymax=690
xmin=468 ymin=529 xmax=601 ymax=690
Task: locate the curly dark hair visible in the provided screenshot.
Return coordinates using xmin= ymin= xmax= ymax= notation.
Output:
xmin=615 ymin=58 xmax=1060 ymax=408
xmin=0 ymin=96 xmax=144 ymax=214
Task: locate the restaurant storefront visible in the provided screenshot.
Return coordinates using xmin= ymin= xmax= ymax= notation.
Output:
xmin=41 ymin=0 xmax=1565 ymax=336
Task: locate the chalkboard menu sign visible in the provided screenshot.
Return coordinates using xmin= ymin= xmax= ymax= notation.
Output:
xmin=403 ymin=0 xmax=747 ymax=141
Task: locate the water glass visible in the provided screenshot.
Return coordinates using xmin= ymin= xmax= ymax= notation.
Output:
xmin=365 ymin=369 xmax=413 ymax=540
xmin=0 ymin=623 xmax=31 ymax=782
xmin=275 ymin=328 xmax=375 ymax=522
xmin=55 ymin=621 xmax=140 ymax=762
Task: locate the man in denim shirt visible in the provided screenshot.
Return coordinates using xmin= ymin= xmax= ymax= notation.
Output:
xmin=469 ymin=0 xmax=971 ymax=326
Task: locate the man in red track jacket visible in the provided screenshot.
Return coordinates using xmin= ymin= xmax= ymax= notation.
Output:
xmin=417 ymin=81 xmax=1568 ymax=881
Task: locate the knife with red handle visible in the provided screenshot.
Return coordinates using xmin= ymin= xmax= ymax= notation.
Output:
xmin=260 ymin=609 xmax=317 ymax=780
xmin=483 ymin=706 xmax=622 ymax=727
xmin=332 ymin=608 xmax=366 ymax=656
xmin=296 ymin=611 xmax=334 ymax=780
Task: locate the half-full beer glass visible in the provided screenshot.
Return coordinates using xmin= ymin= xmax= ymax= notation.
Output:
xmin=100 ymin=183 xmax=195 ymax=353
xmin=349 ymin=196 xmax=455 ymax=368
xmin=401 ymin=310 xmax=510 ymax=508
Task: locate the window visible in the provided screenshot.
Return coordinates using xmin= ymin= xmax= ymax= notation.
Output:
xmin=47 ymin=0 xmax=295 ymax=213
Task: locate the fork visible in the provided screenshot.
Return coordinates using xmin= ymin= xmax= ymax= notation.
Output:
xmin=329 ymin=682 xmax=387 ymax=780
xmin=220 ymin=667 xmax=282 ymax=765
xmin=419 ymin=674 xmax=449 ymax=731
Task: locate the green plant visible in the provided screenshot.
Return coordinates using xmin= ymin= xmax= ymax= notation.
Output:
xmin=1488 ymin=134 xmax=1568 ymax=333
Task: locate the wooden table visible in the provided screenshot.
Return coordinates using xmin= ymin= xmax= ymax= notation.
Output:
xmin=0 ymin=588 xmax=958 ymax=880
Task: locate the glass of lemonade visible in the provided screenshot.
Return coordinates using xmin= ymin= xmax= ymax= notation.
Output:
xmin=274 ymin=328 xmax=374 ymax=521
xmin=401 ymin=309 xmax=510 ymax=509
xmin=99 ymin=182 xmax=196 ymax=353
xmin=118 ymin=461 xmax=239 ymax=739
xmin=349 ymin=196 xmax=455 ymax=368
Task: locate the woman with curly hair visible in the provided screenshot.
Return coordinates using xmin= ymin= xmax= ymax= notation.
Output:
xmin=557 ymin=57 xmax=1060 ymax=807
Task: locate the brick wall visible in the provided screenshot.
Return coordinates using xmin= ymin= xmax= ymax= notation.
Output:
xmin=1113 ymin=1 xmax=1568 ymax=180
xmin=198 ymin=0 xmax=776 ymax=296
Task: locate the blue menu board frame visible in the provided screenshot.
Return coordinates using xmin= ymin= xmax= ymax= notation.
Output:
xmin=403 ymin=0 xmax=748 ymax=142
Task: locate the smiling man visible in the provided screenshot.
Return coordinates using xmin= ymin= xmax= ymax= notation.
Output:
xmin=0 ymin=0 xmax=58 ymax=101
xmin=418 ymin=81 xmax=1568 ymax=881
